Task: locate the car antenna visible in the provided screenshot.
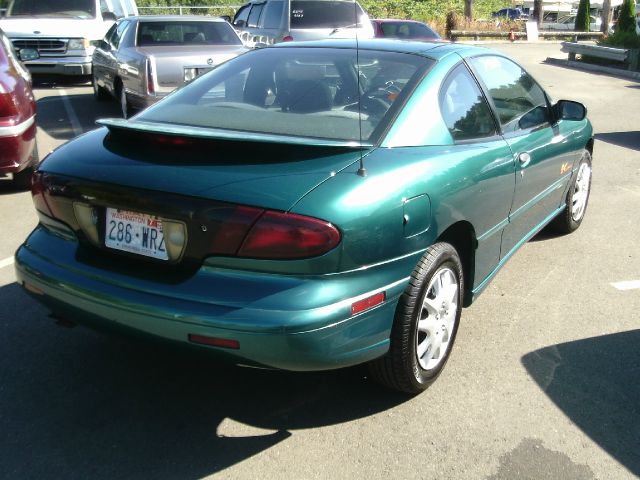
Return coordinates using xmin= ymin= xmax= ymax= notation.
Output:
xmin=354 ymin=0 xmax=367 ymax=177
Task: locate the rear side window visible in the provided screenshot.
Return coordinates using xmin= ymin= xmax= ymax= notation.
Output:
xmin=290 ymin=1 xmax=366 ymax=28
xmin=137 ymin=22 xmax=242 ymax=46
xmin=247 ymin=3 xmax=265 ymax=28
xmin=262 ymin=1 xmax=284 ymax=29
xmin=469 ymin=55 xmax=549 ymax=133
xmin=233 ymin=5 xmax=251 ymax=27
xmin=440 ymin=64 xmax=496 ymax=142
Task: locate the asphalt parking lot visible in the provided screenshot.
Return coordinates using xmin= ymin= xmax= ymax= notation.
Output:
xmin=0 ymin=42 xmax=638 ymax=479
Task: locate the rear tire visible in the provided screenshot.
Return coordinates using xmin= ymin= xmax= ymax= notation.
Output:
xmin=117 ymin=82 xmax=131 ymax=119
xmin=551 ymin=150 xmax=592 ymax=234
xmin=368 ymin=242 xmax=463 ymax=394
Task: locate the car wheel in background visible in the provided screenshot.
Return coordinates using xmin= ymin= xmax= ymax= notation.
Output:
xmin=368 ymin=242 xmax=463 ymax=394
xmin=92 ymin=75 xmax=108 ymax=101
xmin=118 ymin=83 xmax=131 ymax=119
xmin=552 ymin=150 xmax=592 ymax=234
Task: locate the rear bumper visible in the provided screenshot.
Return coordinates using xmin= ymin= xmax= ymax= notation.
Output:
xmin=15 ymin=225 xmax=415 ymax=370
xmin=0 ymin=116 xmax=36 ymax=174
xmin=24 ymin=56 xmax=92 ymax=75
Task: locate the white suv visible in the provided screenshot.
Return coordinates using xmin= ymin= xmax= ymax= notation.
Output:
xmin=0 ymin=0 xmax=137 ymax=75
xmin=232 ymin=0 xmax=373 ymax=46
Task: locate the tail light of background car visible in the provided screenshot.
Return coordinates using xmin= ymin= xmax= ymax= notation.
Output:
xmin=147 ymin=59 xmax=155 ymax=95
xmin=0 ymin=84 xmax=18 ymax=126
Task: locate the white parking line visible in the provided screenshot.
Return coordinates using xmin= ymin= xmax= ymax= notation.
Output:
xmin=0 ymin=257 xmax=14 ymax=269
xmin=611 ymin=280 xmax=640 ymax=291
xmin=58 ymin=88 xmax=83 ymax=137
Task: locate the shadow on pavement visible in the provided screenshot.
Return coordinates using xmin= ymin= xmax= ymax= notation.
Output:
xmin=0 ymin=282 xmax=407 ymax=479
xmin=522 ymin=330 xmax=640 ymax=477
xmin=595 ymin=131 xmax=640 ymax=152
xmin=36 ymin=92 xmax=121 ymax=141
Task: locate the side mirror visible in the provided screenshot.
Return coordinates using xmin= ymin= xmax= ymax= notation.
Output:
xmin=18 ymin=48 xmax=39 ymax=62
xmin=102 ymin=11 xmax=117 ymax=22
xmin=555 ymin=100 xmax=586 ymax=121
xmin=234 ymin=19 xmax=246 ymax=28
xmin=220 ymin=15 xmax=231 ymax=23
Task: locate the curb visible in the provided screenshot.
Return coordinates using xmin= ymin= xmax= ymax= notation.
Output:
xmin=544 ymin=57 xmax=640 ymax=80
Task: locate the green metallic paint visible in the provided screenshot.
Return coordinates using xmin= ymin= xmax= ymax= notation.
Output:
xmin=15 ymin=42 xmax=595 ymax=371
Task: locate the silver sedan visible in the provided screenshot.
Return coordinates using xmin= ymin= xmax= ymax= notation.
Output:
xmin=92 ymin=16 xmax=249 ymax=118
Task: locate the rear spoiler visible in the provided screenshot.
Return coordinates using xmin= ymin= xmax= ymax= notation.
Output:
xmin=96 ymin=118 xmax=373 ymax=149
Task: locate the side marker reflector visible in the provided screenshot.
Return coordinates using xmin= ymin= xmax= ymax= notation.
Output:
xmin=351 ymin=292 xmax=386 ymax=315
xmin=189 ymin=334 xmax=240 ymax=350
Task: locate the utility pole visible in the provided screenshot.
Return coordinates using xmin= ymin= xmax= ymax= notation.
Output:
xmin=464 ymin=0 xmax=472 ymax=21
xmin=601 ymin=0 xmax=612 ymax=33
xmin=533 ymin=0 xmax=543 ymax=27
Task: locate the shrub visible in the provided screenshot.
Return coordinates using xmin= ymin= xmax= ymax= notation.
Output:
xmin=616 ymin=0 xmax=637 ymax=34
xmin=600 ymin=30 xmax=640 ymax=49
xmin=574 ymin=0 xmax=591 ymax=32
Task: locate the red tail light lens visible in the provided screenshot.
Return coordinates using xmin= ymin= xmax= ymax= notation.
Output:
xmin=238 ymin=211 xmax=340 ymax=259
xmin=282 ymin=35 xmax=294 ymax=42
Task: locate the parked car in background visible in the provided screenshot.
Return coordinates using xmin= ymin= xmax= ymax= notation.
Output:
xmin=231 ymin=0 xmax=374 ymax=45
xmin=92 ymin=16 xmax=248 ymax=118
xmin=17 ymin=40 xmax=593 ymax=394
xmin=543 ymin=15 xmax=601 ymax=31
xmin=0 ymin=27 xmax=37 ymax=189
xmin=371 ymin=19 xmax=441 ymax=41
xmin=492 ymin=8 xmax=529 ymax=20
xmin=0 ymin=0 xmax=137 ymax=76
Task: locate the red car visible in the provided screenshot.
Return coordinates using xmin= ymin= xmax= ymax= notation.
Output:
xmin=0 ymin=27 xmax=37 ymax=189
xmin=371 ymin=19 xmax=442 ymax=41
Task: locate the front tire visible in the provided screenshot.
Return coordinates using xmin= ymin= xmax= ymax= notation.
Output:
xmin=92 ymin=74 xmax=108 ymax=101
xmin=551 ymin=150 xmax=592 ymax=234
xmin=368 ymin=242 xmax=464 ymax=394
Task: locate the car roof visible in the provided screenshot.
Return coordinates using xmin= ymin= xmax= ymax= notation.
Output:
xmin=271 ymin=39 xmax=492 ymax=61
xmin=125 ymin=15 xmax=228 ymax=23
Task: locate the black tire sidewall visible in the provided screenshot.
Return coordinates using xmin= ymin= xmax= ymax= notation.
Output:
xmin=404 ymin=244 xmax=464 ymax=389
xmin=565 ymin=150 xmax=592 ymax=232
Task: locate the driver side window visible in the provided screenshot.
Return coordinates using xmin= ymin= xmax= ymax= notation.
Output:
xmin=469 ymin=55 xmax=549 ymax=134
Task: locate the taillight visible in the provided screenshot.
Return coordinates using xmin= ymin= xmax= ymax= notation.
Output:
xmin=282 ymin=35 xmax=294 ymax=42
xmin=0 ymin=91 xmax=18 ymax=121
xmin=146 ymin=59 xmax=154 ymax=95
xmin=237 ymin=211 xmax=340 ymax=259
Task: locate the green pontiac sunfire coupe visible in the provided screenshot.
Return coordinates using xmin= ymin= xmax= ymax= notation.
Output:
xmin=15 ymin=40 xmax=593 ymax=394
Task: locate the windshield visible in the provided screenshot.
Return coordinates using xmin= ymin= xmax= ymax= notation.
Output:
xmin=137 ymin=22 xmax=242 ymax=47
xmin=291 ymin=1 xmax=367 ymax=29
xmin=8 ymin=0 xmax=96 ymax=18
xmin=137 ymin=47 xmax=431 ymax=143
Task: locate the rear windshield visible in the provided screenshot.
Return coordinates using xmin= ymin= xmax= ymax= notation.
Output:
xmin=137 ymin=21 xmax=242 ymax=46
xmin=379 ymin=22 xmax=440 ymax=39
xmin=8 ymin=0 xmax=96 ymax=18
xmin=290 ymin=1 xmax=367 ymax=29
xmin=137 ymin=47 xmax=431 ymax=143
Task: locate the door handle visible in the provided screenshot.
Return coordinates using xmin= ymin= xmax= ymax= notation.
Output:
xmin=518 ymin=152 xmax=531 ymax=167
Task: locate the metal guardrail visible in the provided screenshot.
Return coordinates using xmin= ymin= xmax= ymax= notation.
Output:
xmin=561 ymin=41 xmax=640 ymax=70
xmin=450 ymin=30 xmax=604 ymax=42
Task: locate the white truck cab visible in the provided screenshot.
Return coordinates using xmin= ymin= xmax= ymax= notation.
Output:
xmin=0 ymin=0 xmax=138 ymax=75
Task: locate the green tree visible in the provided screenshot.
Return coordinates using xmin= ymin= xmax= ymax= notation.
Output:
xmin=616 ymin=0 xmax=637 ymax=33
xmin=574 ymin=0 xmax=591 ymax=32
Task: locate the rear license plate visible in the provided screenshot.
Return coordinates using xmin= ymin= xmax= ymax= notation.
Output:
xmin=105 ymin=208 xmax=168 ymax=260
